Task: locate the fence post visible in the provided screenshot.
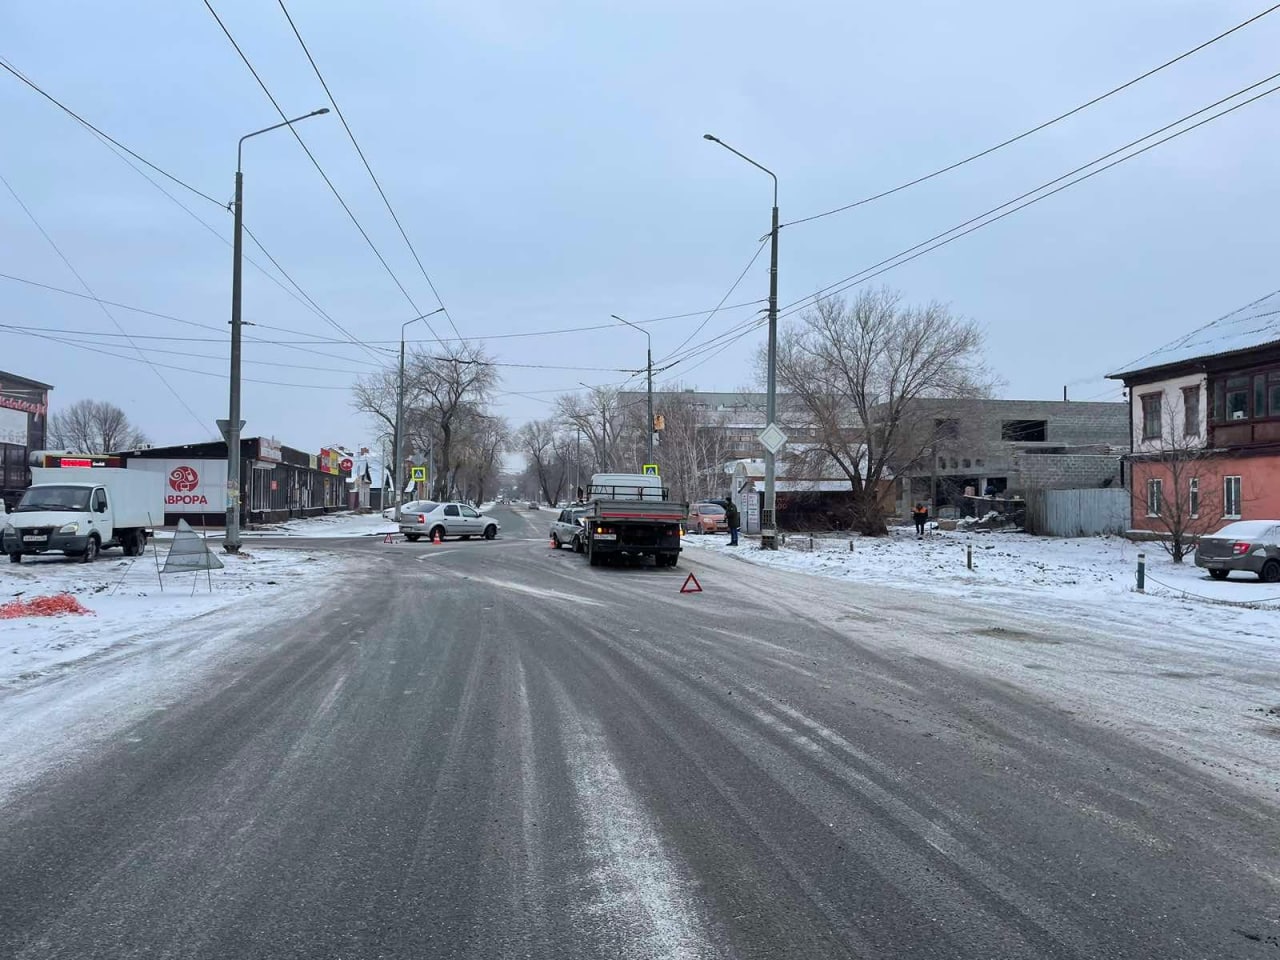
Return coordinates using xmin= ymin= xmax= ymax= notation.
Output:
xmin=1137 ymin=552 xmax=1146 ymax=593
xmin=966 ymin=543 xmax=973 ymax=571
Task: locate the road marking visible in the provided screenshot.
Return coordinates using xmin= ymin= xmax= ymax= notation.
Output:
xmin=414 ymin=550 xmax=461 ymax=562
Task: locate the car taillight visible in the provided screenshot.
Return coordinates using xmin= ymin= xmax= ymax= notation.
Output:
xmin=1233 ymin=541 xmax=1252 ymax=555
xmin=419 ymin=514 xmax=427 ymax=524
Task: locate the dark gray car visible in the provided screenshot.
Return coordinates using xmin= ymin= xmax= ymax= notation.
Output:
xmin=1194 ymin=520 xmax=1280 ymax=582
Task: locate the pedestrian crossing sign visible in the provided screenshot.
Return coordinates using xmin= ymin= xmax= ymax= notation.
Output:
xmin=642 ymin=463 xmax=659 ymax=476
xmin=410 ymin=466 xmax=427 ymax=482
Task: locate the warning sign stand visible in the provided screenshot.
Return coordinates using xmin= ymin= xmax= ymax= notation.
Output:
xmin=383 ymin=533 xmax=396 ymax=544
xmin=679 ymin=572 xmax=702 ymax=594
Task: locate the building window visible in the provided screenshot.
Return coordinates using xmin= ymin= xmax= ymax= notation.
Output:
xmin=1001 ymin=419 xmax=1047 ymax=442
xmin=975 ymin=459 xmax=984 ymax=467
xmin=1255 ymin=375 xmax=1267 ymax=421
xmin=1189 ymin=477 xmax=1199 ymax=518
xmin=1225 ymin=376 xmax=1249 ymax=420
xmin=962 ymin=458 xmax=971 ymax=468
xmin=1146 ymin=478 xmax=1162 ymax=517
xmin=1223 ymin=476 xmax=1242 ymax=518
xmin=1141 ymin=394 xmax=1162 ymax=440
xmin=1182 ymin=386 xmax=1200 ymax=437
xmin=1271 ymin=372 xmax=1280 ymax=416
xmin=934 ymin=418 xmax=959 ymax=440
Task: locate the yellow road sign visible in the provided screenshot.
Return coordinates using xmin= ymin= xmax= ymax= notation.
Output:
xmin=642 ymin=463 xmax=659 ymax=476
xmin=410 ymin=466 xmax=427 ymax=482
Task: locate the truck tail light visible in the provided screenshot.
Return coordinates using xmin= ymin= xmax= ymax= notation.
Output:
xmin=596 ymin=526 xmax=612 ymax=535
xmin=1232 ymin=541 xmax=1252 ymax=555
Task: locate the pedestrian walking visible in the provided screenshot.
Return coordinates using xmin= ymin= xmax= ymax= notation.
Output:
xmin=725 ymin=499 xmax=741 ymax=546
xmin=912 ymin=502 xmax=929 ymax=538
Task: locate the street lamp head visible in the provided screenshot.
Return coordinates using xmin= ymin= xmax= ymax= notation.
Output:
xmin=610 ymin=314 xmax=623 ymax=322
xmin=703 ymin=133 xmax=719 ymax=142
xmin=312 ymin=107 xmax=331 ymax=116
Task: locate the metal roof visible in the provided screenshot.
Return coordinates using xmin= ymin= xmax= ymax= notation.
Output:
xmin=1108 ymin=288 xmax=1280 ymax=379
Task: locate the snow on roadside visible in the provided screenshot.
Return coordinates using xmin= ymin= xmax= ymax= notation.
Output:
xmin=0 ymin=546 xmax=345 ymax=686
xmin=683 ymin=527 xmax=1279 ymax=649
xmin=242 ymin=511 xmax=397 ymax=539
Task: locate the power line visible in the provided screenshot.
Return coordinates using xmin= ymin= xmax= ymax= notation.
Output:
xmin=0 ymin=54 xmax=390 ymax=361
xmin=655 ymin=240 xmax=769 ymax=365
xmin=781 ymin=1 xmax=1280 ymax=228
xmin=0 ymin=171 xmax=215 ymax=435
xmin=202 ymin=0 xmax=446 ymax=346
xmin=274 ymin=0 xmax=463 ymax=341
xmin=777 ymin=71 xmax=1280 ymax=320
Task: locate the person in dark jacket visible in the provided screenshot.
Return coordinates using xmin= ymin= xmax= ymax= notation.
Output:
xmin=912 ymin=502 xmax=929 ymax=538
xmin=724 ymin=500 xmax=741 ymax=546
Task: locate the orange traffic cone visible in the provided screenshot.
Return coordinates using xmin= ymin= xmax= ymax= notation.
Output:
xmin=432 ymin=528 xmax=443 ymax=545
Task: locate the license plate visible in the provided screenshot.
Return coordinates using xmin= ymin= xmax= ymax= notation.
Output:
xmin=23 ymin=535 xmax=47 ymax=543
xmin=1206 ymin=561 xmax=1224 ymax=568
xmin=594 ymin=533 xmax=616 ymax=540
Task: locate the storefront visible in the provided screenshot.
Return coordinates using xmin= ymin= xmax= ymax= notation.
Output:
xmin=0 ymin=370 xmax=52 ymax=509
xmin=121 ymin=438 xmax=349 ymax=526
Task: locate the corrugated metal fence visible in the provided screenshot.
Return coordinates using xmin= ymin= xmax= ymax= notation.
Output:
xmin=1024 ymin=487 xmax=1129 ymax=537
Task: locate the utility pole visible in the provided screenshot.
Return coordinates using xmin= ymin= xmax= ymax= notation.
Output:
xmin=394 ymin=308 xmax=444 ymax=519
xmin=224 ymin=107 xmax=328 ymax=554
xmin=704 ymin=133 xmax=780 ymax=548
xmin=611 ymin=315 xmax=654 ymax=466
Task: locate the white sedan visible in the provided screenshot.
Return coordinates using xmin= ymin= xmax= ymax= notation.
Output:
xmin=399 ymin=501 xmax=500 ymax=542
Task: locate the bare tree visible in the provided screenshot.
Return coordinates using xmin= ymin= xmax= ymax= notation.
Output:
xmin=49 ymin=399 xmax=148 ymax=453
xmin=556 ymin=387 xmax=628 ymax=473
xmin=454 ymin=414 xmax=510 ymax=504
xmin=517 ymin=419 xmax=572 ymax=506
xmin=352 ymin=342 xmax=498 ymax=500
xmin=772 ymin=289 xmax=992 ymax=535
xmin=1133 ymin=386 xmax=1222 ymax=563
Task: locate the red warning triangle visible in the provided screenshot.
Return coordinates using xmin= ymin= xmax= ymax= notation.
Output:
xmin=680 ymin=572 xmax=702 ymax=594
xmin=383 ymin=533 xmax=395 ymax=544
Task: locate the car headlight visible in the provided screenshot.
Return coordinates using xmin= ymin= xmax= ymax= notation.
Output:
xmin=59 ymin=522 xmax=80 ymax=534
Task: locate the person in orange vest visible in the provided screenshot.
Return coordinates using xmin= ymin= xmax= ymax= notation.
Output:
xmin=912 ymin=502 xmax=929 ymax=538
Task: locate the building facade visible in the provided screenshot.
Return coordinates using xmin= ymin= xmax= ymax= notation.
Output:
xmin=895 ymin=398 xmax=1129 ymax=516
xmin=119 ymin=438 xmax=349 ymax=527
xmin=1109 ymin=290 xmax=1280 ymax=532
xmin=0 ymin=370 xmax=52 ymax=509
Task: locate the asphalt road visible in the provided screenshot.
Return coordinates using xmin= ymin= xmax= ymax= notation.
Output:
xmin=1 ymin=504 xmax=1277 ymax=959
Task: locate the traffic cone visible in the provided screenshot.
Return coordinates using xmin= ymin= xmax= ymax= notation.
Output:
xmin=432 ymin=528 xmax=443 ymax=545
xmin=549 ymin=536 xmax=557 ymax=549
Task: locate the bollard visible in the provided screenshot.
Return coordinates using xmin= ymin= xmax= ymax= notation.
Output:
xmin=966 ymin=543 xmax=973 ymax=571
xmin=1137 ymin=552 xmax=1146 ymax=592
xmin=849 ymin=538 xmax=855 ymax=553
xmin=809 ymin=535 xmax=814 ymax=552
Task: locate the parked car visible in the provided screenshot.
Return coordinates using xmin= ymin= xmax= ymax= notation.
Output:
xmin=1194 ymin=520 xmax=1280 ymax=582
xmin=399 ymin=501 xmax=500 ymax=542
xmin=687 ymin=502 xmax=728 ymax=534
xmin=550 ymin=506 xmax=591 ymax=552
xmin=526 ymin=501 xmax=540 ymax=510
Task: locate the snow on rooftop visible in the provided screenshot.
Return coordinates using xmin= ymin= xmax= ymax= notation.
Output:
xmin=1110 ymin=288 xmax=1280 ymax=378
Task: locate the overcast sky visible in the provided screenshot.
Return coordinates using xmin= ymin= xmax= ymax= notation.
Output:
xmin=3 ymin=1 xmax=1278 ymax=456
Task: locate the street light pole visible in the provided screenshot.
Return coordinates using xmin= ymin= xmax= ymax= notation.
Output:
xmin=611 ymin=315 xmax=653 ymax=466
xmin=704 ymin=133 xmax=780 ymax=549
xmin=224 ymin=107 xmax=329 ymax=554
xmin=394 ymin=307 xmax=446 ymax=519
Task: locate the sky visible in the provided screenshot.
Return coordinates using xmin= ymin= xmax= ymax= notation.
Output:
xmin=3 ymin=1 xmax=1279 ymax=457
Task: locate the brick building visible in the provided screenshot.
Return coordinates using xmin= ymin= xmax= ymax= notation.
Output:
xmin=1108 ymin=288 xmax=1280 ymax=531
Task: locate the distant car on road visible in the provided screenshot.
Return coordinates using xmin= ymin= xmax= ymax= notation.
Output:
xmin=526 ymin=501 xmax=540 ymax=510
xmin=687 ymin=502 xmax=728 ymax=534
xmin=399 ymin=501 xmax=499 ymax=542
xmin=1194 ymin=520 xmax=1280 ymax=582
xmin=550 ymin=506 xmax=590 ymax=552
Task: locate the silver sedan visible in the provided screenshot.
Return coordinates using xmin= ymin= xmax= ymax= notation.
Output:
xmin=399 ymin=502 xmax=500 ymax=542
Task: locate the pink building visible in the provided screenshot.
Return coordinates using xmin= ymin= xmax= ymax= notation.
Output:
xmin=1109 ymin=290 xmax=1280 ymax=532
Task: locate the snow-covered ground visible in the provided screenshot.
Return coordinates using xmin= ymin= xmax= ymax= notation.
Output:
xmin=684 ymin=527 xmax=1279 ymax=647
xmin=242 ymin=511 xmax=398 ymax=539
xmin=0 ymin=545 xmax=345 ymax=687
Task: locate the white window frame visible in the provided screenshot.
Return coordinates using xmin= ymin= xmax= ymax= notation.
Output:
xmin=1146 ymin=477 xmax=1163 ymax=517
xmin=1223 ymin=475 xmax=1242 ymax=519
xmin=1188 ymin=477 xmax=1199 ymax=519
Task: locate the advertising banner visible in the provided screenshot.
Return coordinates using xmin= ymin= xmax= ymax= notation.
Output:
xmin=0 ymin=406 xmax=26 ymax=446
xmin=257 ymin=437 xmax=283 ymax=464
xmin=319 ymin=448 xmax=342 ymax=476
xmin=128 ymin=459 xmax=229 ymax=513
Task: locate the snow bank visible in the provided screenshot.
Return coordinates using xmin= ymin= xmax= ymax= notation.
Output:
xmin=0 ymin=546 xmax=345 ymax=686
xmin=684 ymin=528 xmax=1279 ymax=647
xmin=243 ymin=511 xmax=397 ymax=539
